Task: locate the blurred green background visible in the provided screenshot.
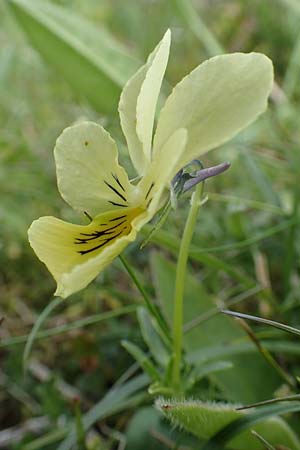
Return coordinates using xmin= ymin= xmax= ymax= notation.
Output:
xmin=1 ymin=0 xmax=300 ymax=448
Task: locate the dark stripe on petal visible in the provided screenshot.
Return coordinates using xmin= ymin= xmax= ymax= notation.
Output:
xmin=108 ymin=201 xmax=127 ymax=207
xmin=77 ymin=229 xmax=125 ymax=255
xmin=109 ymin=214 xmax=127 ymax=222
xmin=112 ymin=173 xmax=125 ymax=192
xmin=84 ymin=211 xmax=92 ymax=221
xmin=104 ymin=181 xmax=127 ymax=202
xmin=76 ymin=220 xmax=127 ymax=242
xmin=145 ymin=182 xmax=154 ymax=200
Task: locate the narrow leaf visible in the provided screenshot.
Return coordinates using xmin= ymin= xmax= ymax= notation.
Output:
xmin=122 ymin=340 xmax=161 ymax=382
xmin=202 ymin=402 xmax=300 ymax=450
xmin=193 ymin=361 xmax=233 ymax=382
xmin=8 ymin=0 xmax=139 ymax=113
xmin=58 ymin=374 xmax=148 ymax=450
xmin=151 ymin=253 xmax=280 ymax=403
xmin=137 ymin=307 xmax=170 ymax=367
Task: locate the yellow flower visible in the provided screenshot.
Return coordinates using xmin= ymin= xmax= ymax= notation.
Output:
xmin=28 ymin=30 xmax=273 ymax=298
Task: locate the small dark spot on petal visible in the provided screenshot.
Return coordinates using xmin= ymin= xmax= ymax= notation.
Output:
xmin=84 ymin=141 xmax=89 ymax=146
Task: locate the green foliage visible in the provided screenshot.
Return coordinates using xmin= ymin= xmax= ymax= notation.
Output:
xmin=157 ymin=399 xmax=300 ymax=450
xmin=137 ymin=307 xmax=170 ymax=367
xmin=126 ymin=406 xmax=165 ymax=450
xmin=122 ymin=339 xmax=161 ymax=381
xmin=151 ymin=252 xmax=280 ymax=402
xmin=7 ymin=0 xmax=139 ymax=113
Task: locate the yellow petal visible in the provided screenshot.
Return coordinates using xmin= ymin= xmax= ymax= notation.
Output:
xmin=55 ymin=121 xmax=133 ymax=217
xmin=153 ymin=52 xmax=273 ymax=168
xmin=119 ymin=30 xmax=171 ymax=175
xmin=28 ymin=207 xmax=144 ymax=298
xmin=136 ymin=29 xmax=171 ymax=164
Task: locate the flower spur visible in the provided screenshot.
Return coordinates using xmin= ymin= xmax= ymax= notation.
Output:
xmin=28 ymin=29 xmax=273 ymax=298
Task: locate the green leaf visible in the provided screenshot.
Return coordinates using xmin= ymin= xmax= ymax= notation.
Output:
xmin=24 ymin=373 xmax=148 ymax=450
xmin=137 ymin=307 xmax=170 ymax=367
xmin=187 ymin=340 xmax=300 ymax=365
xmin=202 ymin=402 xmax=300 ymax=450
xmin=192 ymin=361 xmax=233 ymax=382
xmin=7 ymin=0 xmax=140 ymax=113
xmin=122 ymin=340 xmax=161 ymax=382
xmin=157 ymin=399 xmax=300 ymax=450
xmin=126 ymin=407 xmax=165 ymax=450
xmin=151 ymin=252 xmax=280 ymax=402
xmin=58 ymin=374 xmax=148 ymax=450
xmin=23 ymin=429 xmax=70 ymax=450
xmin=142 ymin=224 xmax=257 ymax=288
xmin=126 ymin=406 xmax=199 ymax=450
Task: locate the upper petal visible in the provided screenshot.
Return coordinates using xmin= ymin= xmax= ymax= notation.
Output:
xmin=55 ymin=121 xmax=133 ymax=217
xmin=118 ymin=30 xmax=171 ymax=175
xmin=153 ymin=53 xmax=274 ymax=168
xmin=28 ymin=207 xmax=144 ymax=298
xmin=136 ymin=30 xmax=171 ymax=164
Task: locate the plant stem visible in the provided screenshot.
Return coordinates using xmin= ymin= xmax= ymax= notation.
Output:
xmin=119 ymin=255 xmax=171 ymax=347
xmin=172 ymin=184 xmax=203 ymax=389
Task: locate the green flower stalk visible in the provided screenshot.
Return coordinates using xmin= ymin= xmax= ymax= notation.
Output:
xmin=28 ymin=29 xmax=274 ymax=299
xmin=172 ymin=182 xmax=204 ymax=389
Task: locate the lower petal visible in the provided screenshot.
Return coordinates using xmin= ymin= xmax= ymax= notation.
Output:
xmin=28 ymin=208 xmax=143 ymax=298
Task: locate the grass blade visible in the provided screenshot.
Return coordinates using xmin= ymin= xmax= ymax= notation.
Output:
xmin=251 ymin=431 xmax=276 ymax=450
xmin=58 ymin=374 xmax=148 ymax=450
xmin=283 ymin=32 xmax=300 ymax=99
xmin=172 ymin=0 xmax=223 ymax=56
xmin=222 ymin=309 xmax=300 ymax=338
xmin=0 ymin=305 xmax=137 ymax=348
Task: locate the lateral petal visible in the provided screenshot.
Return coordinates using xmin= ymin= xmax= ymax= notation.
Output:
xmin=55 ymin=121 xmax=133 ymax=217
